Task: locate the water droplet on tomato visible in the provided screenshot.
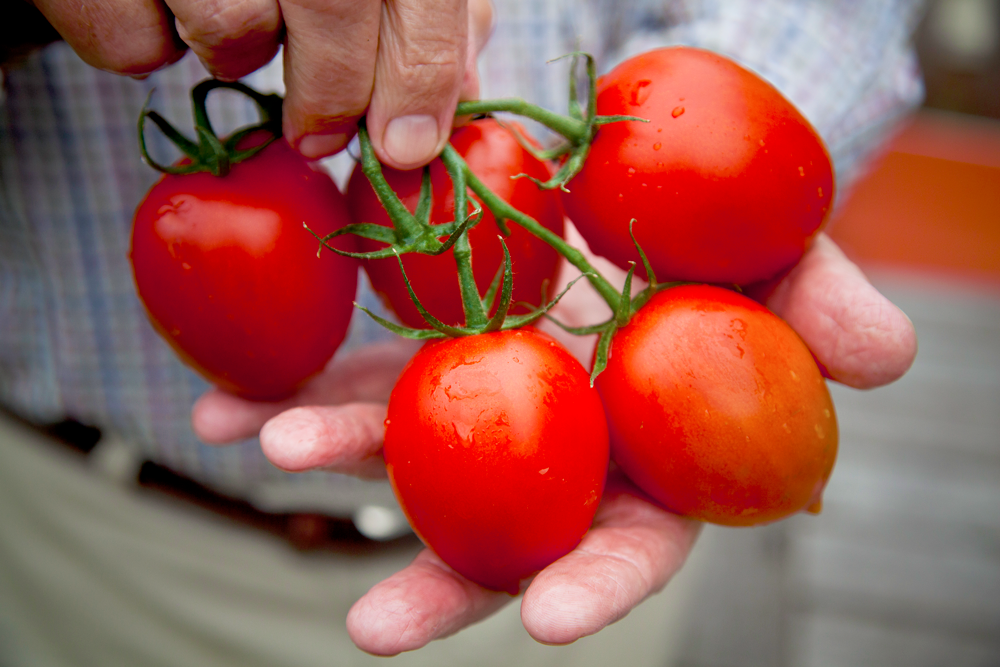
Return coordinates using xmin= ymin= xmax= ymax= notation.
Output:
xmin=798 ymin=166 xmax=805 ymax=176
xmin=759 ymin=139 xmax=765 ymax=147
xmin=671 ymin=106 xmax=685 ymax=118
xmin=617 ymin=193 xmax=624 ymax=202
xmin=653 ymin=142 xmax=662 ymax=151
xmin=790 ymin=370 xmax=799 ymax=381
xmin=627 ymin=167 xmax=636 ymax=176
xmin=817 ymin=187 xmax=824 ymax=198
xmin=629 ymin=79 xmax=653 ymax=106
xmin=181 ymin=262 xmax=192 ymax=270
xmin=539 ymin=467 xmax=549 ymax=475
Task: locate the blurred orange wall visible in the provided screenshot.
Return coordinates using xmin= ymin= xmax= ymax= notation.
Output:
xmin=828 ymin=110 xmax=1000 ymax=284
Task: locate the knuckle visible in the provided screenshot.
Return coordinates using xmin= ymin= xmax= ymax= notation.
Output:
xmin=74 ymin=18 xmax=180 ymax=74
xmin=381 ymin=21 xmax=466 ymax=92
xmin=176 ymin=0 xmax=279 ymax=48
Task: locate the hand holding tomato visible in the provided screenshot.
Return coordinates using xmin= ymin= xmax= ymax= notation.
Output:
xmin=190 ymin=227 xmax=915 ymax=654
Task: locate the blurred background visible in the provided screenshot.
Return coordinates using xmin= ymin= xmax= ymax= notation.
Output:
xmin=668 ymin=1 xmax=1000 ymax=665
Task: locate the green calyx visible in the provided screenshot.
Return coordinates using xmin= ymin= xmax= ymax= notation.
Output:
xmin=544 ymin=219 xmax=687 ymax=385
xmin=138 ymin=79 xmax=284 ymax=177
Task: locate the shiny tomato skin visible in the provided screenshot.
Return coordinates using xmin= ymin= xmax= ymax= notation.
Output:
xmin=347 ymin=119 xmax=564 ymax=328
xmin=562 ymin=47 xmax=834 ymax=285
xmin=597 ymin=285 xmax=837 ymax=526
xmin=130 ymin=140 xmax=358 ymax=400
xmin=384 ymin=328 xmax=609 ymax=593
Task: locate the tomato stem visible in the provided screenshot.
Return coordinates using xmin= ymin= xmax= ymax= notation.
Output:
xmin=138 ymin=79 xmax=283 ymax=177
xmin=455 ymin=99 xmax=590 ymax=144
xmin=445 ymin=144 xmax=623 ymax=313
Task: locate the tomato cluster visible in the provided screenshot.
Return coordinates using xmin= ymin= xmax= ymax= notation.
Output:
xmin=130 ymin=47 xmax=839 ymax=593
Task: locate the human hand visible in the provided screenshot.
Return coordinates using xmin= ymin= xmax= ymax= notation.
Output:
xmin=192 ymin=333 xmax=702 ymax=653
xmin=28 ymin=0 xmax=494 ymax=168
xmin=191 ymin=227 xmax=916 ymax=655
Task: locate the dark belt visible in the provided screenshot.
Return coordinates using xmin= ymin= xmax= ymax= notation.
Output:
xmin=23 ymin=413 xmax=418 ymax=555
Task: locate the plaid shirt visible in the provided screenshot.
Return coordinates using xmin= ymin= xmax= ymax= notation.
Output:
xmin=0 ymin=0 xmax=924 ymax=502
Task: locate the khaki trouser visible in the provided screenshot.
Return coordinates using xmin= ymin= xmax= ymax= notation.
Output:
xmin=0 ymin=411 xmax=701 ymax=666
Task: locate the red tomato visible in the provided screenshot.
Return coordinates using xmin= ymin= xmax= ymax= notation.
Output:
xmin=562 ymin=47 xmax=834 ymax=285
xmin=130 ymin=139 xmax=358 ymax=400
xmin=347 ymin=119 xmax=564 ymax=328
xmin=596 ymin=285 xmax=837 ymax=526
xmin=384 ymin=328 xmax=609 ymax=593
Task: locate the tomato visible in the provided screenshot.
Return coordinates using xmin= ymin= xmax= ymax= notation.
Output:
xmin=384 ymin=328 xmax=609 ymax=593
xmin=347 ymin=119 xmax=564 ymax=328
xmin=562 ymin=47 xmax=834 ymax=285
xmin=596 ymin=285 xmax=837 ymax=526
xmin=130 ymin=139 xmax=358 ymax=400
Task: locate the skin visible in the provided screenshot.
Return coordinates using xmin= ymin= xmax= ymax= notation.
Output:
xmin=24 ymin=0 xmax=495 ymax=169
xmin=192 ymin=227 xmax=917 ymax=655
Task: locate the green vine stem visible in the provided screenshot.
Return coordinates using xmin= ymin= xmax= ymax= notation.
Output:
xmin=440 ymin=143 xmax=623 ymax=314
xmin=139 ymin=79 xmax=284 ymax=177
xmin=456 ymin=99 xmax=590 ymax=144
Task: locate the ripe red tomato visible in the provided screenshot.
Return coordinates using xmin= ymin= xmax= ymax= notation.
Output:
xmin=562 ymin=47 xmax=834 ymax=285
xmin=130 ymin=139 xmax=358 ymax=400
xmin=347 ymin=119 xmax=564 ymax=328
xmin=384 ymin=328 xmax=609 ymax=593
xmin=596 ymin=285 xmax=837 ymax=526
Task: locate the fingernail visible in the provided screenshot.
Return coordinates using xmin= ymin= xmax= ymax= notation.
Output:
xmin=382 ymin=115 xmax=441 ymax=168
xmin=297 ymin=133 xmax=350 ymax=159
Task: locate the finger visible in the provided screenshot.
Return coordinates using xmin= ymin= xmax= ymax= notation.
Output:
xmin=748 ymin=234 xmax=918 ymax=389
xmin=191 ymin=339 xmax=418 ymax=444
xmin=520 ymin=472 xmax=701 ymax=645
xmin=260 ymin=403 xmax=387 ymax=479
xmin=456 ymin=0 xmax=495 ymax=103
xmin=279 ymin=0 xmax=381 ymax=158
xmin=366 ymin=0 xmax=467 ymax=169
xmin=31 ymin=0 xmax=186 ymax=75
xmin=191 ymin=388 xmax=291 ymax=444
xmin=347 ymin=549 xmax=511 ymax=656
xmin=164 ymin=0 xmax=282 ymax=80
